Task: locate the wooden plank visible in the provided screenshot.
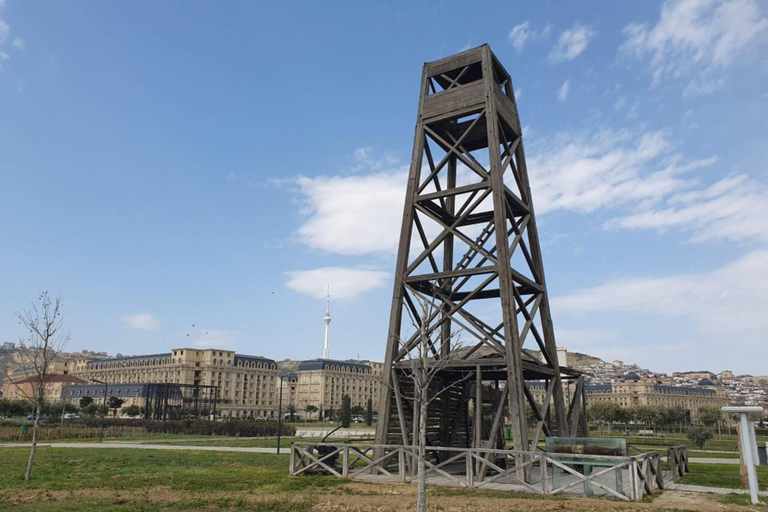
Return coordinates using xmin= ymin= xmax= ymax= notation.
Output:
xmin=425 ymin=47 xmax=484 ymax=77
xmin=417 ymin=181 xmax=488 ymax=202
xmin=422 ymin=81 xmax=485 ymax=120
xmin=375 ymin=62 xmax=430 ymax=450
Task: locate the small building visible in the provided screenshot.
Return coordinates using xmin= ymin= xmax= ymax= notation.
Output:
xmin=4 ymin=374 xmax=88 ymax=401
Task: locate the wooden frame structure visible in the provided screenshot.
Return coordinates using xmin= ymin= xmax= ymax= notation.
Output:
xmin=290 ymin=443 xmax=687 ymax=501
xmin=375 ymin=45 xmax=585 ymax=456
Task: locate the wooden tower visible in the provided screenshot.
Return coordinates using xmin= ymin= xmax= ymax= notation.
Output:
xmin=375 ymin=45 xmax=585 ymax=455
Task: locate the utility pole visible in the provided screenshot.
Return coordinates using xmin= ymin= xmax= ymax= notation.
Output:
xmin=277 ymin=376 xmax=284 ymax=454
xmin=91 ymin=379 xmax=108 ymax=443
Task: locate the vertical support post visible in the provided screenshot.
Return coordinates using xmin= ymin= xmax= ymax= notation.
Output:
xmin=540 ymin=453 xmax=548 ymax=493
xmin=466 ymin=450 xmax=474 ymax=487
xmin=342 ymin=444 xmax=349 ymax=478
xmin=724 ymin=406 xmax=762 ymax=505
xmin=739 ymin=414 xmax=759 ymax=504
xmin=289 ymin=444 xmax=296 ymax=475
xmin=375 ymin=65 xmax=429 ymax=452
xmin=399 ymin=446 xmax=406 ymax=481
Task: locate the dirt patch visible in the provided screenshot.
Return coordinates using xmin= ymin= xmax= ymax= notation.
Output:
xmin=0 ymin=484 xmax=760 ymax=511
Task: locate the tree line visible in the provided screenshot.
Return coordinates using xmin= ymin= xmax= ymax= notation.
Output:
xmin=0 ymin=396 xmax=142 ymax=419
xmin=588 ymin=402 xmax=724 ymax=429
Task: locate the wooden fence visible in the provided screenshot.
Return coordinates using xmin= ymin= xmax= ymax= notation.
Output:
xmin=290 ymin=443 xmax=688 ymax=501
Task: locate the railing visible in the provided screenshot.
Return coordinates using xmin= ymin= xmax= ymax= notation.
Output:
xmin=666 ymin=445 xmax=689 ymax=480
xmin=289 ymin=442 xmax=669 ymax=501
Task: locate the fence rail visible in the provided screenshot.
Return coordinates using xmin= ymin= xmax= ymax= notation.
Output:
xmin=290 ymin=442 xmax=688 ymax=501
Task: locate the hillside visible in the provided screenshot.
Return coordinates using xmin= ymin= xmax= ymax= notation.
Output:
xmin=568 ymin=352 xmax=604 ymax=366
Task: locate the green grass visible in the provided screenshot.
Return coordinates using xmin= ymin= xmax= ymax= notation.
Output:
xmin=1 ymin=435 xmax=373 ymax=448
xmin=0 ymin=447 xmax=344 ymax=511
xmin=719 ymin=493 xmax=768 ymax=508
xmin=679 ymin=463 xmax=768 ymax=490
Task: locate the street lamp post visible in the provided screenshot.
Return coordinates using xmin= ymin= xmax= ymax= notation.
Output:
xmin=91 ymin=379 xmax=108 ymax=443
xmin=277 ymin=376 xmax=284 ymax=454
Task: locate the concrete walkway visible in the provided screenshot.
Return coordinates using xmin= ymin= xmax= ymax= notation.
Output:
xmin=0 ymin=442 xmax=281 ymax=453
xmin=667 ymin=482 xmax=768 ymax=497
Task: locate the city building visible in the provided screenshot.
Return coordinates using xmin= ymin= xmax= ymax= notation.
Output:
xmin=584 ymin=372 xmax=727 ymax=421
xmin=294 ymin=359 xmax=380 ymax=418
xmin=70 ymin=348 xmax=279 ymax=418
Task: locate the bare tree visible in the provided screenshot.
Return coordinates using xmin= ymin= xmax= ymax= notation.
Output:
xmin=394 ymin=294 xmax=467 ymax=512
xmin=7 ymin=292 xmax=69 ymax=480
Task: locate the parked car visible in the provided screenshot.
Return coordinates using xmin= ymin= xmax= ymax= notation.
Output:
xmin=63 ymin=413 xmax=80 ymax=419
xmin=27 ymin=414 xmax=47 ymax=421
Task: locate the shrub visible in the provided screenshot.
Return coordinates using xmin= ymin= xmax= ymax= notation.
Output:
xmin=687 ymin=425 xmax=715 ymax=449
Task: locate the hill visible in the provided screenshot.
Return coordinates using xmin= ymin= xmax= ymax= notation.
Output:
xmin=568 ymin=352 xmax=604 ymax=366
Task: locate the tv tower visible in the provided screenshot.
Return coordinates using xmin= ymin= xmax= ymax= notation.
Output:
xmin=322 ymin=286 xmax=331 ymax=359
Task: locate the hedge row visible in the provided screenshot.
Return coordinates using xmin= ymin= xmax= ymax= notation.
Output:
xmin=145 ymin=419 xmax=295 ymax=437
xmin=1 ymin=418 xmax=295 ymax=438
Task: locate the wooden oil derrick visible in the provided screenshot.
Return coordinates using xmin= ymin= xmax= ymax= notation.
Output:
xmin=374 ymin=45 xmax=586 ymax=459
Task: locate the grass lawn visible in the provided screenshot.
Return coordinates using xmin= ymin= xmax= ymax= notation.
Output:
xmin=1 ymin=446 xmax=765 ymax=511
xmin=679 ymin=463 xmax=768 ymax=490
xmin=0 ymin=447 xmax=341 ymax=511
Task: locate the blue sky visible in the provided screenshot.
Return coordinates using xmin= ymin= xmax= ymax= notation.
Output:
xmin=1 ymin=1 xmax=767 ymax=374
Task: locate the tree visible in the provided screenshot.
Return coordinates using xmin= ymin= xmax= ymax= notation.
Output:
xmin=8 ymin=292 xmax=70 ymax=481
xmin=79 ymin=396 xmax=94 ymax=409
xmin=83 ymin=403 xmax=99 ymax=416
xmin=341 ymin=395 xmax=352 ymax=428
xmin=108 ymin=396 xmax=124 ymax=417
xmin=350 ymin=405 xmax=365 ymax=416
xmin=687 ymin=426 xmax=714 ymax=449
xmin=366 ymin=397 xmax=373 ymax=427
xmin=305 ymin=404 xmax=318 ymax=421
xmin=589 ymin=402 xmax=621 ymax=436
xmin=123 ymin=404 xmax=141 ymax=417
xmin=390 ymin=295 xmax=467 ymax=512
xmin=286 ymin=405 xmax=296 ymax=422
xmin=698 ymin=406 xmax=723 ymax=427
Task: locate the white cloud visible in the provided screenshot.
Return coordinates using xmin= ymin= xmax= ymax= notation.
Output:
xmin=285 ymin=267 xmax=390 ymax=300
xmin=607 ymin=173 xmax=768 ymax=243
xmin=554 ymin=249 xmax=768 ymax=346
xmin=294 ymin=154 xmax=407 ymax=255
xmin=0 ymin=20 xmax=9 ymax=45
xmin=509 ymin=21 xmax=532 ymax=52
xmin=508 ymin=21 xmax=552 ymax=53
xmin=121 ymin=313 xmax=160 ymax=331
xmin=621 ymin=0 xmax=768 ymax=93
xmin=0 ymin=50 xmax=8 ymax=60
xmin=527 ymin=128 xmax=715 ymax=215
xmin=557 ymin=79 xmax=570 ymax=102
xmin=549 ymin=24 xmax=596 ymax=62
xmin=12 ymin=37 xmax=24 ymax=50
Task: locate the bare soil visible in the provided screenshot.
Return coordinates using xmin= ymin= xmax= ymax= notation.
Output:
xmin=2 ymin=481 xmax=764 ymax=512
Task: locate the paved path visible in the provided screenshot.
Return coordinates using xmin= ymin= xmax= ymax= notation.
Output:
xmin=294 ymin=429 xmax=373 ymax=438
xmin=687 ymin=457 xmax=740 ymax=464
xmin=0 ymin=442 xmax=281 ymax=453
xmin=667 ymin=483 xmax=768 ymax=496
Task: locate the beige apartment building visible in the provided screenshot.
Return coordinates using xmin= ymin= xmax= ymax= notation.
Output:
xmin=294 ymin=359 xmax=381 ymax=418
xmin=584 ymin=372 xmax=727 ymax=421
xmin=71 ymin=348 xmax=279 ymax=418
